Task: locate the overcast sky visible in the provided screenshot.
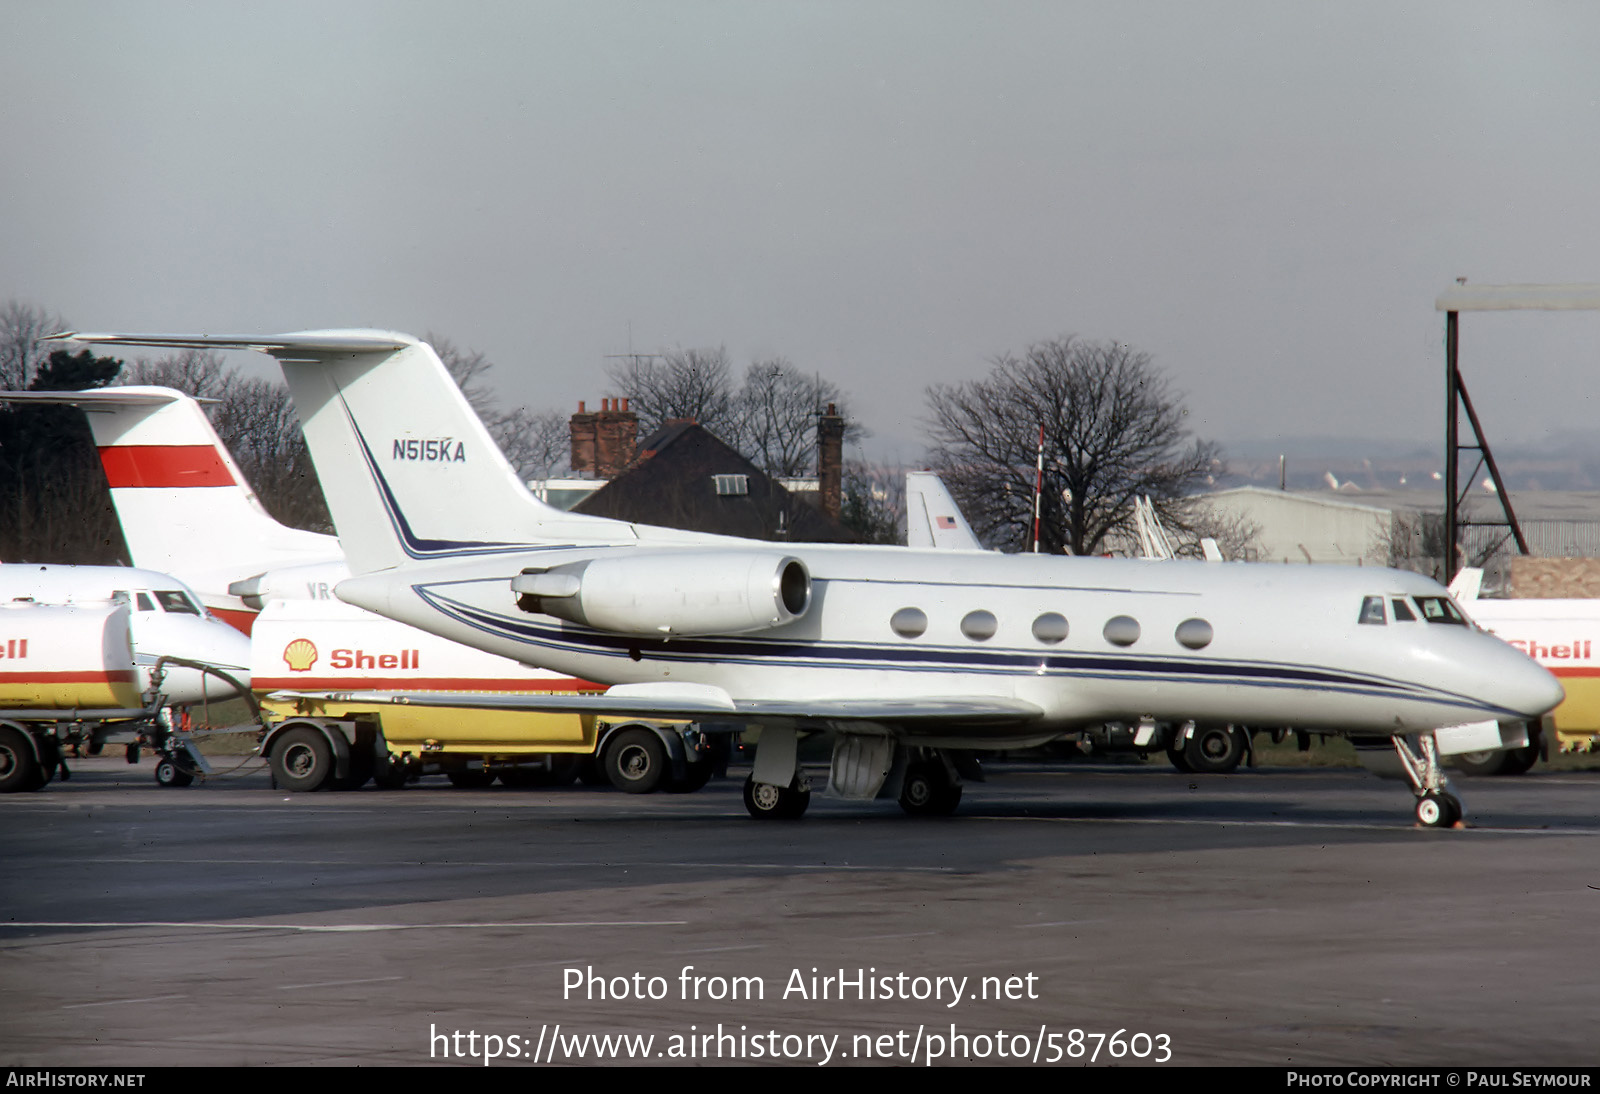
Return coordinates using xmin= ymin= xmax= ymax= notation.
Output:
xmin=4 ymin=1 xmax=1598 ymax=463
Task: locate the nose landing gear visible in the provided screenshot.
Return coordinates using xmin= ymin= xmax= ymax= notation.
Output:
xmin=1392 ymin=733 xmax=1465 ymax=828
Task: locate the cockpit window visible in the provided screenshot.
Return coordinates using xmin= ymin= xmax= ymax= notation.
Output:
xmin=155 ymin=590 xmax=200 ymax=615
xmin=1414 ymin=596 xmax=1466 ymax=625
xmin=135 ymin=592 xmax=155 ymax=612
xmin=1358 ymin=596 xmax=1386 ymax=625
xmin=1391 ymin=598 xmax=1417 ymax=622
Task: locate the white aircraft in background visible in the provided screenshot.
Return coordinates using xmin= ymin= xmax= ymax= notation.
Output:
xmin=904 ymin=472 xmax=984 ymax=551
xmin=50 ymin=331 xmax=1564 ymax=826
xmin=0 ymin=388 xmax=344 ymax=633
xmin=0 ymin=564 xmax=250 ymax=706
xmin=9 ymin=385 xmax=717 ymax=795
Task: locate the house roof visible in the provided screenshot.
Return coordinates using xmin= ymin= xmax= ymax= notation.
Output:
xmin=573 ymin=420 xmax=858 ymax=543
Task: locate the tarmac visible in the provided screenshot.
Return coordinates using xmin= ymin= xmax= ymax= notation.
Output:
xmin=2 ymin=755 xmax=1597 ymax=1067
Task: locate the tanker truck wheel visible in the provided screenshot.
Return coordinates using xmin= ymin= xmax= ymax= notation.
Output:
xmin=0 ymin=726 xmax=44 ymax=793
xmin=270 ymin=726 xmax=335 ymax=792
xmin=604 ymin=727 xmax=667 ymax=793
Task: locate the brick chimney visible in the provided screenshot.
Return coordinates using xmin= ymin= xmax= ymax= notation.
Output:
xmin=594 ymin=397 xmax=637 ymax=478
xmin=569 ymin=401 xmax=597 ymax=476
xmin=570 ymin=398 xmax=637 ymax=478
xmin=817 ymin=402 xmax=844 ymax=522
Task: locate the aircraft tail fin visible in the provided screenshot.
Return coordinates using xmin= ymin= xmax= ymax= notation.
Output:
xmin=0 ymin=384 xmax=337 ymax=580
xmin=905 ymin=471 xmax=984 ymax=550
xmin=47 ymin=332 xmax=633 ymax=575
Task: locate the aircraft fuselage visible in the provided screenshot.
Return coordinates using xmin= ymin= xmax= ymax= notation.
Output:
xmin=339 ymin=545 xmax=1559 ymax=743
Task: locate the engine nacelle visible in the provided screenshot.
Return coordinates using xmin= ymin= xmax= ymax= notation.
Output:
xmin=512 ymin=552 xmax=811 ymax=637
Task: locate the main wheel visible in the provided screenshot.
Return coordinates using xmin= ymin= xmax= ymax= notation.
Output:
xmin=743 ymin=775 xmax=810 ymax=819
xmin=1181 ymin=726 xmax=1247 ymax=774
xmin=0 ymin=726 xmax=43 ymax=794
xmin=898 ymin=762 xmax=962 ymax=816
xmin=604 ymin=728 xmax=668 ymax=794
xmin=154 ymin=754 xmax=194 ymax=788
xmin=1415 ymin=791 xmax=1462 ymax=828
xmin=270 ymin=726 xmax=335 ymax=792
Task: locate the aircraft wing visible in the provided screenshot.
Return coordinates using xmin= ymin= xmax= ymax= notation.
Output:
xmin=267 ymin=683 xmax=1043 ymax=725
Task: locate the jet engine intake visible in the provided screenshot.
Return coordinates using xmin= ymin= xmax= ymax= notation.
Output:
xmin=513 ymin=552 xmax=810 ymax=637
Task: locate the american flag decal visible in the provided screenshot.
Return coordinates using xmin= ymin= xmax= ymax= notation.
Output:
xmin=936 ymin=516 xmax=957 ymax=529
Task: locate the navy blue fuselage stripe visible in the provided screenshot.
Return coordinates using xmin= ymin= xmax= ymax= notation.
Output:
xmin=414 ymin=590 xmax=1523 ymax=717
xmin=414 ymin=587 xmax=1498 ymax=711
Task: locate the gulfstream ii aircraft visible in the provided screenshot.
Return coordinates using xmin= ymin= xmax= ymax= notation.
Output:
xmin=50 ymin=331 xmax=1564 ymax=825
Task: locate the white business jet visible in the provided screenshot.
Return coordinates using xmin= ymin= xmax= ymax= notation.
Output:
xmin=49 ymin=331 xmax=1564 ymax=826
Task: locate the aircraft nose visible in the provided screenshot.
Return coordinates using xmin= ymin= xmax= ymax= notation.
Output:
xmin=1497 ymin=648 xmax=1564 ymax=718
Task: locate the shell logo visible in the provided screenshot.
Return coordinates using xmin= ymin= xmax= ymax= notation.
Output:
xmin=283 ymin=638 xmax=318 ymax=672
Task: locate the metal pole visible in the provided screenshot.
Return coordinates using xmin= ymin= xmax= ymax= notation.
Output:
xmin=1444 ymin=310 xmax=1459 ymax=584
xmin=1031 ymin=425 xmax=1044 ymax=553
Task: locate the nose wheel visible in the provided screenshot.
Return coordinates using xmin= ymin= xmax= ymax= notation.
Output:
xmin=1415 ymin=790 xmax=1462 ymax=828
xmin=1392 ymin=733 xmax=1465 ymax=828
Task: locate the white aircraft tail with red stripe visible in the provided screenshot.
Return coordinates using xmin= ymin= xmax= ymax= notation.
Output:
xmin=0 ymin=386 xmax=342 ymax=629
xmin=47 ymin=332 xmax=651 ymax=578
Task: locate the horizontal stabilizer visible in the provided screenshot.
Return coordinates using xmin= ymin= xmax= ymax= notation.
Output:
xmin=0 ymin=389 xmax=200 ymax=407
xmin=47 ymin=331 xmax=411 ymax=356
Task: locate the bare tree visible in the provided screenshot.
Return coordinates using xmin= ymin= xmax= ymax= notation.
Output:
xmin=1382 ymin=509 xmax=1449 ymax=579
xmin=926 ymin=336 xmax=1220 ymax=555
xmin=1169 ymin=501 xmax=1262 ymax=561
xmin=608 ymin=348 xmax=858 ymax=478
xmin=122 ymin=348 xmax=234 ymax=400
xmin=840 ymin=459 xmax=906 ymax=545
xmin=0 ymin=300 xmax=69 ymax=390
xmin=732 ymin=357 xmax=854 ymax=477
xmin=607 ymin=347 xmax=738 ymax=438
xmin=0 ymin=343 xmax=126 ymax=563
xmin=494 ymin=406 xmax=571 ymax=480
xmin=206 ymin=376 xmax=332 ymax=533
xmin=427 ymin=332 xmax=498 ymax=420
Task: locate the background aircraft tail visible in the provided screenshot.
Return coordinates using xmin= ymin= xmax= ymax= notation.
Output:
xmin=904 ymin=471 xmax=984 ymax=550
xmin=0 ymin=385 xmax=336 ymax=578
xmin=50 ymin=332 xmax=634 ymax=575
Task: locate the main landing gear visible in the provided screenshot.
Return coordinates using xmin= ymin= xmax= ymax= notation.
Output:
xmin=743 ymin=774 xmax=811 ymax=819
xmin=897 ymin=756 xmax=963 ymax=816
xmin=1392 ymin=733 xmax=1464 ymax=828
